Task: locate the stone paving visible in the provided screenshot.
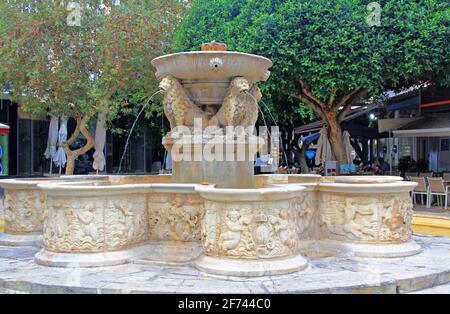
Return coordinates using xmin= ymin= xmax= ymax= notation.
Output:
xmin=0 ymin=235 xmax=449 ymax=294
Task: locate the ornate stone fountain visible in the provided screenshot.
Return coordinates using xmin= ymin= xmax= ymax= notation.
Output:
xmin=152 ymin=42 xmax=272 ymax=188
xmin=0 ymin=43 xmax=421 ymax=277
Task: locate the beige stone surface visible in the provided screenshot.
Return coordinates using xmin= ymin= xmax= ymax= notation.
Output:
xmin=148 ymin=192 xmax=204 ymax=242
xmin=4 ymin=189 xmax=46 ymax=234
xmin=0 ymin=174 xmax=421 ymax=275
xmin=193 ymin=184 xmax=307 ymax=275
xmin=155 ymin=49 xmax=272 ymax=189
xmin=195 ymin=254 xmax=308 ymax=277
xmin=317 ymin=192 xmax=413 ymax=243
xmin=43 ymin=193 xmax=148 ymax=253
xmin=151 ymin=51 xmax=272 ymax=84
xmin=0 ymin=176 xmax=108 ymax=235
xmin=32 ymin=180 xmax=205 ymax=267
xmin=163 ymin=135 xmax=263 ymax=188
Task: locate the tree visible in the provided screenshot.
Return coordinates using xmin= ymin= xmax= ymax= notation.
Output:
xmin=174 ymin=0 xmax=318 ymax=137
xmin=175 ymin=0 xmax=450 ymax=164
xmin=0 ymin=0 xmax=186 ymax=174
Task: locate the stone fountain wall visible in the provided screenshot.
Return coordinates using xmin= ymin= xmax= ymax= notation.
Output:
xmin=0 ymin=175 xmax=420 ymax=272
xmin=0 ymin=176 xmax=109 ymax=246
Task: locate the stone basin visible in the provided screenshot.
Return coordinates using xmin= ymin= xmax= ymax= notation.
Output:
xmin=0 ymin=175 xmax=109 ymax=246
xmin=151 ymin=51 xmax=272 ymax=106
xmin=0 ymin=174 xmax=417 ymax=274
xmin=151 ymin=51 xmax=272 ymax=82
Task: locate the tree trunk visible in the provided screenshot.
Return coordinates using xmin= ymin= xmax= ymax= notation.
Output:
xmin=298 ymin=141 xmax=311 ymax=174
xmin=325 ymin=115 xmax=348 ymax=165
xmin=63 ymin=114 xmax=94 ymax=175
xmin=294 ymin=80 xmax=368 ymax=168
xmin=290 ymin=136 xmax=310 ymax=174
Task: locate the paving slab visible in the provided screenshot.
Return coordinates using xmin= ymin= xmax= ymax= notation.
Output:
xmin=0 ymin=235 xmax=448 ymax=294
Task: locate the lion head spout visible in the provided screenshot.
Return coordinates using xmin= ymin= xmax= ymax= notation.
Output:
xmin=230 ymin=77 xmax=250 ymax=94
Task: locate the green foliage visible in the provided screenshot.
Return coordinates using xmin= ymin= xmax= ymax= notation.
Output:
xmin=175 ymin=0 xmax=450 ymax=127
xmin=0 ymin=0 xmax=186 ymax=126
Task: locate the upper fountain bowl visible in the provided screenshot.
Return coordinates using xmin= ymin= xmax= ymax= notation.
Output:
xmin=151 ymin=51 xmax=272 ymax=106
xmin=151 ymin=51 xmax=273 ymax=83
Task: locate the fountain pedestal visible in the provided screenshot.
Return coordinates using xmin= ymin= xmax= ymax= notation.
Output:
xmin=163 ymin=133 xmax=263 ymax=189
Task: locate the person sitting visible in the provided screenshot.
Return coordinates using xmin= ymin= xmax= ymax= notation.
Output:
xmin=377 ymin=158 xmax=390 ymax=175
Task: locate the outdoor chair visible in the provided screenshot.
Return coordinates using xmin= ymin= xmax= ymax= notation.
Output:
xmin=410 ymin=177 xmax=429 ymax=207
xmin=419 ymin=172 xmax=433 ymax=178
xmin=428 ymin=177 xmax=449 ymax=210
xmin=443 ymin=172 xmax=450 ymax=181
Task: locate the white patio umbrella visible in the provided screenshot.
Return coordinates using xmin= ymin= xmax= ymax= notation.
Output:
xmin=92 ymin=111 xmax=107 ymax=173
xmin=164 ymin=151 xmax=173 ymax=171
xmin=44 ymin=115 xmax=59 ymax=174
xmin=315 ymin=127 xmax=334 ymax=165
xmin=343 ymin=131 xmax=353 ymax=164
xmin=53 ymin=115 xmax=68 ymax=173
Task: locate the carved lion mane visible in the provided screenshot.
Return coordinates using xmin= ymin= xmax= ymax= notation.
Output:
xmin=159 ymin=75 xmax=208 ymax=129
xmin=209 ymin=77 xmax=261 ymax=128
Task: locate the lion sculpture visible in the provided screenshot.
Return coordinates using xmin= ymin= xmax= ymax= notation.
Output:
xmin=209 ymin=77 xmax=261 ymax=128
xmin=159 ymin=75 xmax=209 ymax=130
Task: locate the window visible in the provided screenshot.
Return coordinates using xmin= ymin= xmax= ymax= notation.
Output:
xmin=441 ymin=138 xmax=450 ymax=152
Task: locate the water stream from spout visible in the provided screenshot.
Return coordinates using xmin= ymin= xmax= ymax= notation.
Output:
xmin=248 ymin=93 xmax=290 ymax=168
xmin=258 ymin=98 xmax=290 ymax=167
xmin=117 ymin=90 xmax=161 ymax=174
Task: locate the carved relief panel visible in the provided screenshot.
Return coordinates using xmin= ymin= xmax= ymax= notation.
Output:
xmin=4 ymin=189 xmax=46 ymax=234
xmin=43 ymin=194 xmax=148 ymax=253
xmin=293 ymin=193 xmax=316 ymax=238
xmin=147 ymin=193 xmax=204 ymax=242
xmin=318 ymin=192 xmax=413 ymax=243
xmin=201 ymin=199 xmax=298 ymax=259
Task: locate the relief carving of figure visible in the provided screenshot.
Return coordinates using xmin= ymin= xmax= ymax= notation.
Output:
xmin=115 ymin=203 xmax=135 ymax=239
xmin=4 ymin=191 xmax=43 ymax=233
xmin=320 ymin=196 xmax=377 ymax=241
xmin=295 ymin=196 xmax=314 ymax=236
xmin=341 ymin=198 xmax=377 ymax=239
xmin=149 ymin=196 xmax=203 ymax=242
xmin=159 ymin=75 xmax=209 ymax=129
xmin=219 ymin=210 xmax=251 ymax=252
xmin=77 ymin=204 xmax=98 ymax=240
xmin=45 ymin=201 xmax=69 ymax=239
xmin=380 ymin=195 xmax=412 ymax=242
xmin=382 ymin=200 xmax=404 ymax=231
xmin=209 ymin=77 xmax=261 ymax=128
xmin=3 ymin=193 xmax=15 ymax=225
xmin=268 ymin=209 xmax=295 ymax=250
xmin=43 ymin=201 xmax=71 ymax=251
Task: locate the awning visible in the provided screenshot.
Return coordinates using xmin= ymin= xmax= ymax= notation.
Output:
xmin=392 ymin=113 xmax=450 ymax=138
xmin=0 ymin=123 xmax=9 ymax=135
xmin=386 ymin=95 xmax=420 ymax=111
xmin=300 ymin=132 xmax=320 ymax=144
xmin=378 ymin=117 xmax=423 ymax=133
